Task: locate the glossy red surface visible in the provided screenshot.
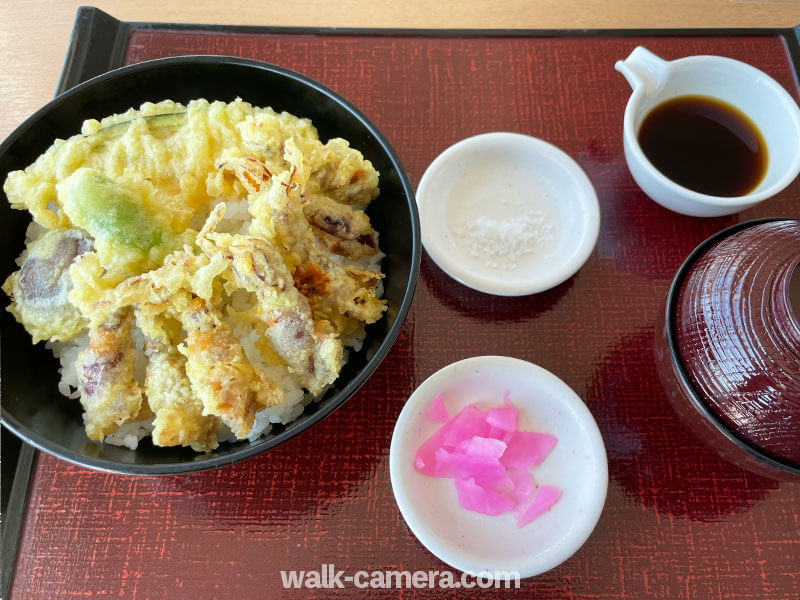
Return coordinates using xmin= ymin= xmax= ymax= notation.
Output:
xmin=10 ymin=30 xmax=800 ymax=599
xmin=676 ymin=220 xmax=800 ymax=466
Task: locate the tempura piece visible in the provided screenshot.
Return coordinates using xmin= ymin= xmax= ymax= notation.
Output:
xmin=78 ymin=246 xmax=227 ymax=327
xmin=58 ymin=168 xmax=182 ymax=281
xmin=303 ymin=193 xmax=378 ymax=260
xmin=197 ymin=204 xmax=343 ymax=395
xmin=2 ymin=228 xmax=91 ymax=342
xmin=137 ymin=307 xmax=219 ymax=452
xmin=218 ymin=153 xmax=378 ymax=260
xmin=178 ymin=295 xmax=284 ymax=438
xmin=76 ymin=309 xmax=146 ymax=441
xmin=249 ymin=177 xmax=386 ymax=330
xmin=307 ymin=138 xmax=380 ymax=206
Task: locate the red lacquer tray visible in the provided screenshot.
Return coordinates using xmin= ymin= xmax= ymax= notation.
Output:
xmin=4 ymin=7 xmax=800 ymax=599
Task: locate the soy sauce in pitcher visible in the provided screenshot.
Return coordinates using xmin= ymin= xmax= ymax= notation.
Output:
xmin=638 ymin=95 xmax=768 ymax=197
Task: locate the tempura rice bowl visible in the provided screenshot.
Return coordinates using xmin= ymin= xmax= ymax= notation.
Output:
xmin=0 ymin=56 xmax=420 ymax=474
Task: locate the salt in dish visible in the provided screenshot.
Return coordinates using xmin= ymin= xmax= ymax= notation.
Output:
xmin=415 ymin=132 xmax=600 ymax=296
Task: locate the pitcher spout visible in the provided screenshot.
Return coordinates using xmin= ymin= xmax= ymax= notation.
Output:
xmin=614 ymin=46 xmax=669 ymax=92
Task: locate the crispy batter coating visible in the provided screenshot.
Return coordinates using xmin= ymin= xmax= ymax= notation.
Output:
xmin=2 ymin=228 xmax=91 ymax=342
xmin=76 ymin=309 xmax=146 ymax=441
xmin=307 ymin=138 xmax=380 ymax=206
xmin=217 ymin=154 xmax=378 ymax=260
xmin=178 ymin=295 xmax=284 ymax=439
xmin=137 ymin=307 xmax=219 ymax=452
xmin=81 ymin=246 xmax=227 ymax=327
xmin=247 ymin=171 xmax=386 ymax=331
xmin=197 ymin=204 xmax=343 ymax=395
xmin=302 ymin=193 xmax=378 ymax=260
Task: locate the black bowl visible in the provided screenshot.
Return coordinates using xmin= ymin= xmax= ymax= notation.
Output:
xmin=0 ymin=56 xmax=420 ymax=474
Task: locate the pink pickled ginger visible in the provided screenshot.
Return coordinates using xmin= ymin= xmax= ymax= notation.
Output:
xmin=486 ymin=391 xmax=518 ymax=432
xmin=455 ymin=477 xmax=516 ymax=516
xmin=515 ymin=485 xmax=562 ymax=528
xmin=415 ymin=391 xmax=561 ymax=527
xmin=500 ymin=431 xmax=557 ymax=471
xmin=424 ymin=394 xmax=450 ymax=423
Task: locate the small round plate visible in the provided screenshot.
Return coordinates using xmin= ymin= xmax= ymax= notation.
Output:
xmin=389 ymin=356 xmax=608 ymax=579
xmin=416 ymin=132 xmax=600 ymax=296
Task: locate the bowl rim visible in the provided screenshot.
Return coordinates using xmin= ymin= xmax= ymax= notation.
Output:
xmin=663 ymin=216 xmax=800 ymax=477
xmin=0 ymin=54 xmax=421 ymax=475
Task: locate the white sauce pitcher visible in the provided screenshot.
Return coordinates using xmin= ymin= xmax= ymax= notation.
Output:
xmin=615 ymin=46 xmax=800 ymax=217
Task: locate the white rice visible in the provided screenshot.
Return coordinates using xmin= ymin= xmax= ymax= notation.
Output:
xmin=105 ymin=419 xmax=154 ymax=451
xmin=46 ymin=335 xmax=86 ymax=400
xmin=223 ymin=312 xmax=307 ymax=442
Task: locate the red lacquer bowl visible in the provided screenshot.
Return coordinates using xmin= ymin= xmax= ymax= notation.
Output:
xmin=655 ymin=218 xmax=800 ymax=480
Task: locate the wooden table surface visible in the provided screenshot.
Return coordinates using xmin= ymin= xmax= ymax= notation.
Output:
xmin=1 ymin=1 xmax=800 ymax=141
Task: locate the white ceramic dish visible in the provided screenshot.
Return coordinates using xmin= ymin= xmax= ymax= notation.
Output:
xmin=415 ymin=132 xmax=600 ymax=296
xmin=389 ymin=356 xmax=608 ymax=579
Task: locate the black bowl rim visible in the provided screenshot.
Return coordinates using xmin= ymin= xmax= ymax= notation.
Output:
xmin=0 ymin=54 xmax=421 ymax=475
xmin=663 ymin=216 xmax=800 ymax=477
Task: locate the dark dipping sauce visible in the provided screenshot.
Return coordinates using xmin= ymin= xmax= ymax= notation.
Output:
xmin=638 ymin=95 xmax=768 ymax=197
